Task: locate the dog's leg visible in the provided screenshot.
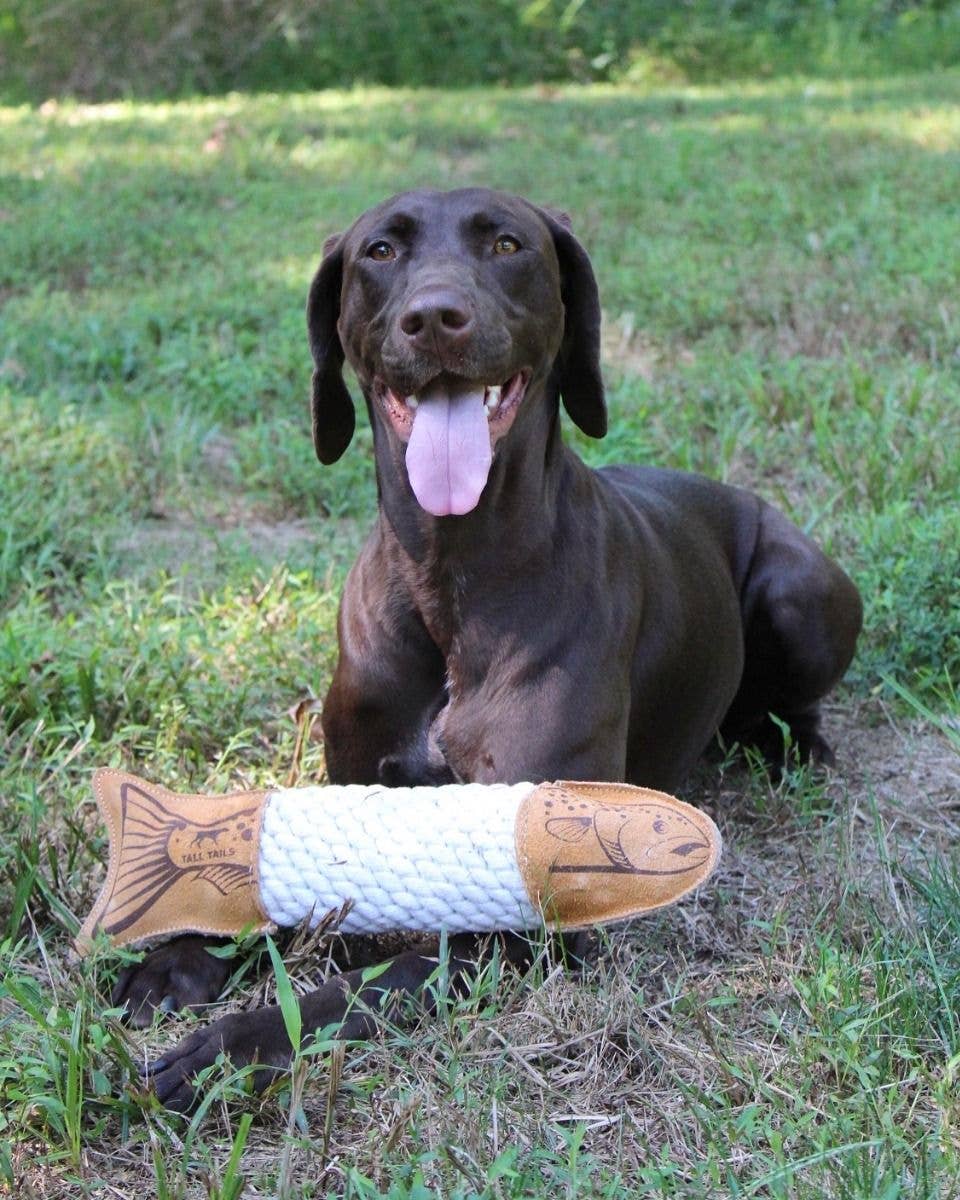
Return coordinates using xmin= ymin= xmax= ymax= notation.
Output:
xmin=147 ymin=931 xmax=567 ymax=1112
xmin=721 ymin=503 xmax=862 ymax=767
xmin=112 ymin=935 xmax=233 ymax=1028
xmin=321 ymin=553 xmax=451 ymax=784
xmin=322 ymin=629 xmax=451 ymax=786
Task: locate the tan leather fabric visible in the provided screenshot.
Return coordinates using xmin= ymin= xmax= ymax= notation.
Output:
xmin=77 ymin=771 xmax=721 ymax=953
xmin=76 ymin=769 xmax=271 ymax=952
xmin=515 ymin=781 xmax=721 ymax=928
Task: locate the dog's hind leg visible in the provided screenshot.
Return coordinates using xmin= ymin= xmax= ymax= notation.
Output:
xmin=720 ymin=502 xmax=862 ymax=767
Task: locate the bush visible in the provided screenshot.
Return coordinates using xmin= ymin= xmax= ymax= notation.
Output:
xmin=2 ymin=0 xmax=960 ymax=102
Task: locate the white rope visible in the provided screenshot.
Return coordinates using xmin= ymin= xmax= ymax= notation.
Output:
xmin=259 ymin=782 xmax=539 ymax=933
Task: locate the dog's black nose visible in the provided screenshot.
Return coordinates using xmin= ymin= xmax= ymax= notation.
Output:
xmin=399 ymin=288 xmax=474 ymax=352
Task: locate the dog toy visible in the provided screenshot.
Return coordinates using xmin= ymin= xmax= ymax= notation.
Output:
xmin=77 ymin=769 xmax=721 ymax=951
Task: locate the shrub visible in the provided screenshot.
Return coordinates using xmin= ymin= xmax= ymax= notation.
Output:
xmin=2 ymin=0 xmax=959 ymax=102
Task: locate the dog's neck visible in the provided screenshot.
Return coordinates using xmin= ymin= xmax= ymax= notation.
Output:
xmin=369 ymin=380 xmax=578 ymax=646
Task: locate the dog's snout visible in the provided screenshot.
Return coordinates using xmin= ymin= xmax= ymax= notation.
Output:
xmin=399 ymin=288 xmax=474 ymax=351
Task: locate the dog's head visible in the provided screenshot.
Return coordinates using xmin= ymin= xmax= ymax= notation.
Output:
xmin=307 ymin=188 xmax=605 ymax=516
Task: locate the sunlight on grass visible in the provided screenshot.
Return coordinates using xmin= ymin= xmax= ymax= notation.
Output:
xmin=847 ymin=108 xmax=960 ymax=150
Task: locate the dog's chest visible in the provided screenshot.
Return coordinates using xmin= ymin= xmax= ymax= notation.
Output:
xmin=401 ymin=556 xmax=467 ymax=658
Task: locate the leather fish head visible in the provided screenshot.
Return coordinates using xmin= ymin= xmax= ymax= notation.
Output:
xmin=517 ymin=781 xmax=722 ymax=929
xmin=593 ymin=803 xmax=713 ymax=873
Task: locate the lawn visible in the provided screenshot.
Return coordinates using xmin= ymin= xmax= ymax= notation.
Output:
xmin=1 ymin=71 xmax=959 ymax=1197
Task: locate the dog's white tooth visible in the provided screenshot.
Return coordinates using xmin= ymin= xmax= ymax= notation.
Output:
xmin=407 ymin=396 xmax=419 ymax=410
xmin=487 ymin=385 xmax=501 ymax=403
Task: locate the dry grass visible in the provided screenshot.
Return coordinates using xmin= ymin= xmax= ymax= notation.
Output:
xmin=6 ymin=706 xmax=957 ymax=1197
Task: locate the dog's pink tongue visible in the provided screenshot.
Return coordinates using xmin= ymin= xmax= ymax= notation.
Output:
xmin=405 ymin=379 xmax=492 ymax=516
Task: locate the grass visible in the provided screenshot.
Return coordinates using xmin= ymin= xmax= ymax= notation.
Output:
xmin=1 ymin=70 xmax=959 ymax=1196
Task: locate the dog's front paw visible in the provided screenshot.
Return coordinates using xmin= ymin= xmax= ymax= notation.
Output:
xmin=145 ymin=1007 xmax=292 ymax=1113
xmin=113 ymin=936 xmax=231 ymax=1028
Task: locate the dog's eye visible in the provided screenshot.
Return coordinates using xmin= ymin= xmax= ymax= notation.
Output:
xmin=493 ymin=235 xmax=521 ymax=255
xmin=367 ymin=241 xmax=396 ymax=261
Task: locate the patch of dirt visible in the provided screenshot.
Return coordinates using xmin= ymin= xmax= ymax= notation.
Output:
xmin=0 ymin=354 xmax=26 ymax=377
xmin=731 ymin=265 xmax=953 ymax=363
xmin=57 ymin=263 xmax=89 ymax=294
xmin=601 ymin=309 xmax=666 ymax=380
xmin=113 ymin=511 xmax=322 ymax=580
xmin=841 ymin=703 xmax=960 ymax=833
xmin=691 ymin=701 xmax=960 ymax=915
xmin=111 ymin=500 xmax=372 ymax=595
xmin=199 ymin=430 xmax=240 ymax=479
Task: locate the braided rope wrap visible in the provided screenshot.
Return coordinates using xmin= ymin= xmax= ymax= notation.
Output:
xmin=259 ymin=782 xmax=539 ymax=933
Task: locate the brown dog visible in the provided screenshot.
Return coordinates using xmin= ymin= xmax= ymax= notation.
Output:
xmin=131 ymin=189 xmax=861 ymax=1110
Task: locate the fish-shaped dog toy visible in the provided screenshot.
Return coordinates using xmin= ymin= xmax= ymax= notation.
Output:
xmin=77 ymin=770 xmax=721 ymax=949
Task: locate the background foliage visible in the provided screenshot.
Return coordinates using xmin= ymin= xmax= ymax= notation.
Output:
xmin=2 ymin=0 xmax=960 ymax=101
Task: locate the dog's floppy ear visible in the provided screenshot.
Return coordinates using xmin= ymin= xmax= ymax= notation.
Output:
xmin=537 ymin=207 xmax=607 ymax=439
xmin=306 ymin=233 xmax=355 ymax=464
